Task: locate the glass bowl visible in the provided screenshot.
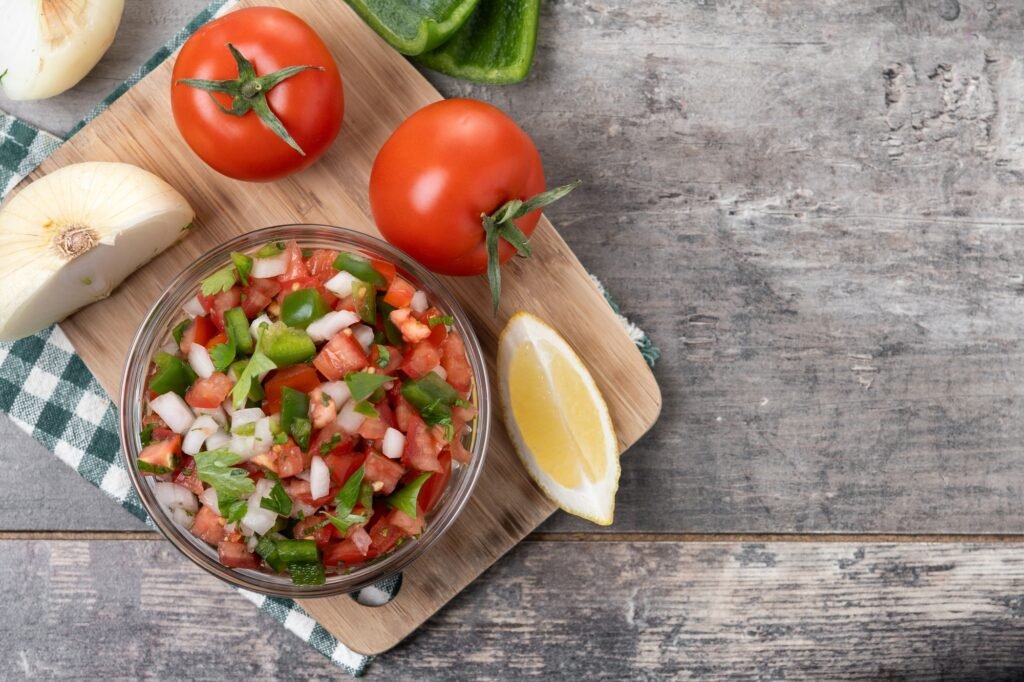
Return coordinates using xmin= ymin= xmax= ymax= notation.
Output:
xmin=119 ymin=224 xmax=491 ymax=598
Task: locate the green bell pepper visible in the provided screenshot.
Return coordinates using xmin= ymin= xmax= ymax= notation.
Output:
xmin=416 ymin=0 xmax=541 ymax=84
xmin=351 ymin=280 xmax=377 ymax=325
xmin=280 ymin=386 xmax=311 ymax=450
xmin=149 ymin=352 xmax=197 ymax=397
xmin=276 ymin=538 xmax=319 ymax=563
xmin=281 ymin=288 xmax=329 ymax=330
xmin=401 ymin=372 xmax=461 ymax=425
xmin=224 ymin=307 xmax=254 ymax=355
xmin=332 ymin=251 xmax=387 ymax=288
xmin=261 ymin=322 xmax=316 ymax=367
xmin=345 ymin=0 xmax=480 ymax=56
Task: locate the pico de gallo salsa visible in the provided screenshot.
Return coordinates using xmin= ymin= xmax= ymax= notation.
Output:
xmin=138 ymin=240 xmax=476 ymax=585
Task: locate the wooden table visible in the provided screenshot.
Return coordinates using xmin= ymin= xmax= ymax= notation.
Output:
xmin=4 ymin=0 xmax=1024 ymax=678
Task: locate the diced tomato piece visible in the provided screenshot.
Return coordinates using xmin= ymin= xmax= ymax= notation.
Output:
xmin=205 ymin=332 xmax=228 ymax=351
xmin=368 ymin=515 xmax=403 ymax=555
xmin=403 ymin=414 xmax=443 ymax=473
xmin=401 ymin=342 xmax=441 ymax=379
xmin=217 ymin=540 xmax=261 ymax=568
xmin=306 ymin=249 xmax=339 ymax=283
xmin=314 ymin=331 xmax=369 ymax=380
xmin=277 ymin=275 xmax=320 ymax=303
xmin=358 ymin=414 xmax=390 ymax=440
xmin=369 ymin=258 xmax=397 ymax=288
xmin=254 ymin=440 xmax=305 ymax=478
xmin=310 ymin=421 xmax=356 ymax=457
xmin=450 ymin=428 xmax=472 ymax=464
xmin=392 ymin=394 xmax=416 ymax=433
xmin=417 ymin=450 xmax=452 ymax=513
xmin=364 ymin=452 xmax=405 ymax=495
xmin=390 ymin=307 xmax=431 ymax=343
xmin=389 ymin=508 xmax=424 ymax=536
xmin=262 ymin=365 xmax=321 ymax=415
xmin=383 ymin=277 xmax=416 ymax=308
xmin=333 ymin=295 xmax=357 ymax=313
xmin=285 ymin=479 xmax=334 ymax=508
xmin=192 ymin=505 xmax=226 ymax=546
xmin=179 ymin=315 xmax=214 ymax=354
xmin=184 ymin=372 xmax=234 ymax=409
xmin=152 ymin=425 xmax=176 ymax=442
xmin=348 ymin=524 xmax=372 ymax=553
xmin=370 ymin=344 xmax=403 ymax=375
xmin=208 ymin=287 xmax=243 ymax=331
xmin=293 ymin=513 xmax=335 ymax=548
xmin=324 ymin=451 xmax=365 ymax=486
xmin=174 ymin=455 xmax=204 ymax=495
xmin=441 ymin=332 xmax=473 ymax=392
xmin=138 ymin=435 xmax=181 ymax=475
xmin=278 ymin=241 xmax=310 ymax=282
xmin=324 ymin=538 xmax=367 ymax=566
xmin=242 ymin=277 xmax=280 ymax=318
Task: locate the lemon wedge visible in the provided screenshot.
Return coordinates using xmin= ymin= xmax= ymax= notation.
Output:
xmin=497 ymin=311 xmax=620 ymax=525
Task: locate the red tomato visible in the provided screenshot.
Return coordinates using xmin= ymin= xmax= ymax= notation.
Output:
xmin=138 ymin=435 xmax=181 ymax=474
xmin=369 ymin=259 xmax=397 ymax=288
xmin=441 ymin=332 xmax=473 ymax=392
xmin=179 ymin=315 xmax=214 ymax=354
xmin=402 ymin=414 xmax=443 ymax=473
xmin=370 ymin=344 xmax=403 ymax=375
xmin=273 ymin=441 xmax=306 ymax=478
xmin=192 ymin=506 xmax=226 ymax=546
xmin=279 ymin=242 xmax=310 ymax=282
xmin=314 ymin=331 xmax=369 ymax=380
xmin=242 ymin=277 xmax=281 ymax=318
xmin=218 ymin=541 xmax=261 ymax=568
xmin=324 ymin=538 xmax=367 ymax=566
xmin=368 ymin=515 xmax=402 ymax=556
xmin=417 ymin=450 xmax=451 ymax=513
xmin=293 ymin=514 xmax=334 ymax=547
xmin=392 ymin=394 xmax=417 ymax=433
xmin=171 ymin=8 xmax=344 ymax=181
xmin=324 ymin=451 xmax=364 ymax=486
xmin=262 ymin=364 xmax=320 ymax=414
xmin=205 ymin=332 xmax=229 ymax=351
xmin=389 ymin=509 xmax=424 ymax=536
xmin=184 ymin=372 xmax=234 ymax=409
xmin=209 ymin=287 xmax=242 ymax=331
xmin=370 ymin=99 xmax=546 ymax=276
xmin=401 ymin=342 xmax=441 ymax=379
xmin=364 ymin=452 xmax=405 ymax=495
xmin=306 ymin=249 xmax=339 ymax=283
xmin=382 ymin=277 xmax=416 ymax=308
xmin=174 ymin=455 xmax=204 ymax=495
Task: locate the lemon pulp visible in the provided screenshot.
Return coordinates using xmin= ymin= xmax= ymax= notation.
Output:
xmin=508 ymin=339 xmax=608 ymax=488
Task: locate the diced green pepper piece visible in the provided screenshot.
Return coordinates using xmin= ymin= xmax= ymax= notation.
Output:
xmin=280 ymin=387 xmax=307 ymax=428
xmin=345 ymin=0 xmax=480 ymax=56
xmin=333 ymin=251 xmax=387 ymax=288
xmin=149 ymin=351 xmax=197 ymax=397
xmin=287 ymin=560 xmax=326 ymax=586
xmin=416 ymin=0 xmax=540 ymax=84
xmin=231 ymin=251 xmax=253 ymax=286
xmin=171 ymin=319 xmax=191 ymax=347
xmin=351 ymin=280 xmax=376 ymax=325
xmin=224 ymin=307 xmax=254 ymax=355
xmin=401 ymin=373 xmax=461 ymax=425
xmin=255 ymin=536 xmax=287 ymax=573
xmin=256 ymin=241 xmax=286 ymax=258
xmin=378 ymin=301 xmax=405 ymax=348
xmin=261 ymin=322 xmax=316 ymax=367
xmin=276 ymin=539 xmax=320 ymax=564
xmin=281 ymin=288 xmax=329 ymax=330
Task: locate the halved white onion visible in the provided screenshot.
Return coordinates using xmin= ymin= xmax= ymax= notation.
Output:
xmin=382 ymin=427 xmax=406 ymax=459
xmin=150 ymin=392 xmax=194 ymax=434
xmin=307 ymin=309 xmax=359 ymax=342
xmin=188 ymin=342 xmax=215 ymax=379
xmin=310 ymin=455 xmax=330 ymax=500
xmin=0 ymin=0 xmax=125 ymax=101
xmin=324 ymin=271 xmax=358 ymax=297
xmin=251 ymin=253 xmax=287 ymax=278
xmin=0 ymin=162 xmax=194 ymax=340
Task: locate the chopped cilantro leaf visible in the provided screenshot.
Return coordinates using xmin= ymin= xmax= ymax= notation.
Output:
xmin=374 ymin=345 xmax=391 ymax=368
xmin=256 ymin=241 xmax=285 ymax=258
xmin=139 ymin=423 xmax=154 ymax=446
xmin=428 ymin=315 xmax=453 ymax=328
xmin=335 ymin=467 xmax=364 ymax=515
xmin=171 ymin=319 xmax=191 ymax=346
xmin=200 ymin=266 xmax=237 ymax=296
xmin=226 ymin=499 xmax=248 ymax=524
xmin=231 ymin=351 xmax=276 ymax=409
xmin=354 ymin=401 xmax=379 ymax=418
xmin=385 ymin=472 xmax=433 ymax=519
xmin=344 ymin=371 xmax=391 ymax=402
xmin=454 ymin=398 xmax=471 ymax=408
xmin=231 ymin=251 xmax=253 ymax=286
xmin=260 ymin=482 xmax=293 ymax=516
xmin=273 ymin=432 xmax=288 ymax=445
xmin=194 ymin=448 xmax=256 ymax=517
xmin=319 ymin=433 xmax=342 ymax=455
xmin=209 ymin=340 xmax=236 ymax=372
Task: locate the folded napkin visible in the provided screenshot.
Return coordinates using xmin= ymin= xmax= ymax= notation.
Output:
xmin=0 ymin=0 xmax=659 ymax=676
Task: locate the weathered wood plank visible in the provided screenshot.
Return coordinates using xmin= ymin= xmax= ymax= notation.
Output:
xmin=8 ymin=0 xmax=1024 ymax=537
xmin=4 ymin=538 xmax=1024 ymax=679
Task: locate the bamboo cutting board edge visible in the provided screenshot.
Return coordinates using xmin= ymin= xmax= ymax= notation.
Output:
xmin=21 ymin=0 xmax=662 ymax=655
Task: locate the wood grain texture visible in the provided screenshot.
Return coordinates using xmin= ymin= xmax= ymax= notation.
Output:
xmin=11 ymin=0 xmax=659 ymax=655
xmin=6 ymin=538 xmax=1024 ymax=680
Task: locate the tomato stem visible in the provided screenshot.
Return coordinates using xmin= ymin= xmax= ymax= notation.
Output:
xmin=481 ymin=181 xmax=581 ymax=312
xmin=176 ymin=43 xmax=324 ymax=156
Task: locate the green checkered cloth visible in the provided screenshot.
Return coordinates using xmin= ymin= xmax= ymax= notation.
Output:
xmin=0 ymin=0 xmax=659 ymax=677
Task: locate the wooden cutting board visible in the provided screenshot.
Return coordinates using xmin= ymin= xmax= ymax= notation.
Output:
xmin=20 ymin=0 xmax=661 ymax=655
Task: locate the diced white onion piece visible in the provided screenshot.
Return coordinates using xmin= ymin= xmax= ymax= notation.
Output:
xmin=194 ymin=405 xmax=228 ymax=428
xmin=160 ymin=341 xmax=179 ymax=355
xmin=231 ymin=407 xmax=265 ymax=433
xmin=241 ymin=478 xmax=278 ymax=536
xmin=221 ymin=398 xmax=235 ymax=417
xmin=324 ymin=270 xmax=358 ymax=298
xmin=151 ymin=393 xmax=194 ymax=434
xmin=199 ymin=487 xmax=219 ymax=510
xmin=352 ymin=324 xmax=374 ymax=352
xmin=310 ymin=455 xmax=330 ymax=500
xmin=154 ymin=481 xmax=198 ymax=517
xmin=411 ymin=290 xmax=429 ymax=313
xmin=294 ymin=469 xmax=311 ymax=482
xmin=246 ymin=535 xmax=259 ymax=552
xmin=382 ymin=427 xmax=406 ymax=459
xmin=431 ymin=365 xmax=448 ymax=382
xmin=319 ymin=381 xmax=351 ymax=407
xmin=251 ymin=253 xmax=288 ymax=278
xmin=306 ymin=309 xmax=359 ymax=342
xmin=182 ymin=295 xmax=205 ymax=318
xmin=253 ymin=417 xmax=273 ymax=455
xmin=204 ymin=429 xmax=231 ymax=451
xmin=187 ymin=342 xmax=215 ymax=379
xmin=337 ymin=400 xmax=366 ymax=434
xmin=250 ymin=313 xmax=272 ymax=342
xmin=229 ymin=435 xmax=256 ymax=460
xmin=292 ymin=501 xmax=318 ymax=519
xmin=182 ymin=415 xmax=219 ymax=455
xmin=171 ymin=507 xmax=195 ymax=529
